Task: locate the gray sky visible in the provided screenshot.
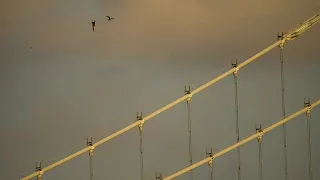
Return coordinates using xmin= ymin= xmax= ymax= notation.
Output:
xmin=1 ymin=0 xmax=320 ymax=180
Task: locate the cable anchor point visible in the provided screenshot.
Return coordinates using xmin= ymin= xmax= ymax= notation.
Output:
xmin=87 ymin=137 xmax=94 ymax=156
xmin=184 ymin=86 xmax=192 ymax=104
xmin=304 ymin=98 xmax=312 ymax=118
xmin=35 ymin=161 xmax=43 ymax=180
xmin=231 ymin=60 xmax=239 ymax=77
xmin=255 ymin=124 xmax=264 ymax=143
xmin=156 ymin=172 xmax=163 ymax=180
xmin=136 ymin=112 xmax=144 ymax=131
xmin=206 ymin=148 xmax=214 ymax=168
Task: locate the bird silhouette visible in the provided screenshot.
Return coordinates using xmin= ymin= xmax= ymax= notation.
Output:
xmin=105 ymin=16 xmax=114 ymax=20
xmin=88 ymin=20 xmax=96 ymax=32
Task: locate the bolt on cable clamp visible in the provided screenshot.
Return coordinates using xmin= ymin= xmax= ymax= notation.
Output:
xmin=257 ymin=133 xmax=264 ymax=143
xmin=89 ymin=146 xmax=95 ymax=156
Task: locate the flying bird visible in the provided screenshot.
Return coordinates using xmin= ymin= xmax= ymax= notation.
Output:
xmin=105 ymin=16 xmax=114 ymax=20
xmin=88 ymin=20 xmax=96 ymax=32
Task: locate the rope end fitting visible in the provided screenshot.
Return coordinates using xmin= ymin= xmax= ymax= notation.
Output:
xmin=137 ymin=112 xmax=144 ymax=131
xmin=184 ymin=86 xmax=192 ymax=104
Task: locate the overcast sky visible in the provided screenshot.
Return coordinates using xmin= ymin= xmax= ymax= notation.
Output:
xmin=1 ymin=0 xmax=320 ymax=180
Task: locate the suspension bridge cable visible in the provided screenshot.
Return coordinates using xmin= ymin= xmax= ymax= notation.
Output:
xmin=256 ymin=125 xmax=263 ymax=180
xmin=21 ymin=38 xmax=283 ymax=180
xmin=139 ymin=129 xmax=144 ymax=180
xmin=87 ymin=138 xmax=94 ymax=180
xmin=304 ymin=99 xmax=313 ymax=180
xmin=137 ymin=112 xmax=144 ymax=180
xmin=162 ymin=99 xmax=320 ymax=180
xmin=20 ymin=13 xmax=320 ymax=180
xmin=209 ymin=161 xmax=214 ymax=180
xmin=206 ymin=148 xmax=214 ymax=180
xmin=278 ymin=33 xmax=289 ymax=180
xmin=259 ymin=140 xmax=263 ymax=180
xmin=89 ymin=154 xmax=93 ymax=180
xmin=185 ymin=86 xmax=193 ymax=180
xmin=232 ymin=60 xmax=242 ymax=180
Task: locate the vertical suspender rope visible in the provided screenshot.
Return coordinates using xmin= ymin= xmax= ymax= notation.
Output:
xmin=256 ymin=125 xmax=263 ymax=180
xmin=278 ymin=32 xmax=289 ymax=180
xmin=137 ymin=112 xmax=144 ymax=180
xmin=206 ymin=148 xmax=214 ymax=180
xmin=139 ymin=130 xmax=144 ymax=180
xmin=89 ymin=153 xmax=93 ymax=180
xmin=258 ymin=140 xmax=262 ymax=180
xmin=185 ymin=86 xmax=193 ymax=180
xmin=232 ymin=60 xmax=242 ymax=180
xmin=87 ymin=138 xmax=94 ymax=180
xmin=304 ymin=99 xmax=313 ymax=180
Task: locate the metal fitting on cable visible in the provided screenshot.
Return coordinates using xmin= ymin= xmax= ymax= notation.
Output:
xmin=278 ymin=32 xmax=285 ymax=49
xmin=255 ymin=124 xmax=264 ymax=143
xmin=156 ymin=172 xmax=163 ymax=180
xmin=89 ymin=146 xmax=95 ymax=157
xmin=137 ymin=112 xmax=144 ymax=131
xmin=184 ymin=86 xmax=192 ymax=104
xmin=206 ymin=148 xmax=214 ymax=168
xmin=304 ymin=98 xmax=312 ymax=118
xmin=232 ymin=60 xmax=239 ymax=77
xmin=35 ymin=162 xmax=43 ymax=180
xmin=87 ymin=137 xmax=94 ymax=156
xmin=37 ymin=171 xmax=43 ymax=180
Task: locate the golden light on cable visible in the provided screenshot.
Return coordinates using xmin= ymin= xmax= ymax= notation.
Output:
xmin=20 ymin=12 xmax=320 ymax=180
xmin=162 ymin=100 xmax=320 ymax=180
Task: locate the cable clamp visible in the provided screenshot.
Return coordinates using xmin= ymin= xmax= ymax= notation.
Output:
xmin=206 ymin=148 xmax=214 ymax=168
xmin=89 ymin=146 xmax=95 ymax=156
xmin=137 ymin=112 xmax=144 ymax=131
xmin=86 ymin=137 xmax=94 ymax=156
xmin=232 ymin=60 xmax=239 ymax=77
xmin=304 ymin=98 xmax=312 ymax=118
xmin=278 ymin=32 xmax=285 ymax=49
xmin=35 ymin=162 xmax=43 ymax=179
xmin=255 ymin=124 xmax=264 ymax=143
xmin=185 ymin=86 xmax=192 ymax=104
xmin=38 ymin=170 xmax=43 ymax=178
